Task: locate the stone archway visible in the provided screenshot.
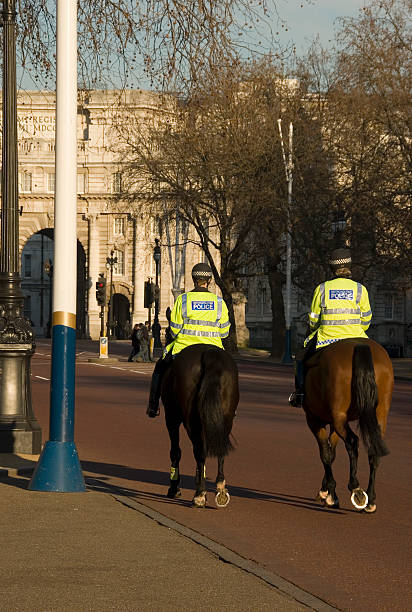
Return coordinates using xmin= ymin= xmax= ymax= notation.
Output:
xmin=112 ymin=293 xmax=131 ymax=339
xmin=21 ymin=229 xmax=87 ymax=338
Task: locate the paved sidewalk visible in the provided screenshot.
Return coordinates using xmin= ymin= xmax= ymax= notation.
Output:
xmin=0 ymin=474 xmax=318 ymax=612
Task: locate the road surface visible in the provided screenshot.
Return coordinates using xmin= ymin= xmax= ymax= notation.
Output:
xmin=30 ymin=340 xmax=412 ymax=612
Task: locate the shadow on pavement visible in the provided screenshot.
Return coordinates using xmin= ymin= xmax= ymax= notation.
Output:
xmin=81 ymin=460 xmax=345 ymax=514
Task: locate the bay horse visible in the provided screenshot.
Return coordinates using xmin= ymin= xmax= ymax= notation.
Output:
xmin=303 ymin=338 xmax=393 ymax=513
xmin=161 ymin=344 xmax=239 ymax=508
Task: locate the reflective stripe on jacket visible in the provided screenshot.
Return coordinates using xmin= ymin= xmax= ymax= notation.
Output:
xmin=165 ymin=288 xmax=230 ymax=356
xmin=304 ymin=277 xmax=372 ymax=349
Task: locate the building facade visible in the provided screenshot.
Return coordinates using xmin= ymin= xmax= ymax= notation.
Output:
xmin=10 ymin=90 xmax=244 ymax=342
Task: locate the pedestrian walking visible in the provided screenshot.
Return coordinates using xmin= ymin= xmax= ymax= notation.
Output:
xmin=137 ymin=323 xmax=150 ymax=362
xmin=165 ymin=306 xmax=173 ymax=347
xmin=128 ymin=324 xmax=140 ymax=362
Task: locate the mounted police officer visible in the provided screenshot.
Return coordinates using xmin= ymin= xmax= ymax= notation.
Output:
xmin=289 ymin=248 xmax=372 ymax=407
xmin=146 ymin=262 xmax=230 ymax=417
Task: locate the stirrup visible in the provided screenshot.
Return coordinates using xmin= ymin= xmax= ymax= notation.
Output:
xmin=288 ymin=391 xmax=304 ymax=408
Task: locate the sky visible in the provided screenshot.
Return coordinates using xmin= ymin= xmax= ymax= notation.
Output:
xmin=17 ymin=0 xmax=369 ymax=91
xmin=273 ymin=0 xmax=368 ymax=52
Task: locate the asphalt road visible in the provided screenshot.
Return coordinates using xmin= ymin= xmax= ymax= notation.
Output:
xmin=31 ymin=340 xmax=412 ymax=612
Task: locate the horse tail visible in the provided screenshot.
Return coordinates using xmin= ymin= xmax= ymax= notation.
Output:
xmin=352 ymin=344 xmax=389 ymax=458
xmin=197 ymin=349 xmax=234 ymax=458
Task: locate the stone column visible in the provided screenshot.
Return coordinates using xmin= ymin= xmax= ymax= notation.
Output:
xmin=132 ymin=216 xmax=147 ymax=325
xmin=232 ymin=291 xmax=250 ymax=348
xmin=85 ymin=213 xmax=100 ymax=339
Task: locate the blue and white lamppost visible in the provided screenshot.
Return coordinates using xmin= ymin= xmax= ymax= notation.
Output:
xmin=29 ymin=0 xmax=85 ymax=492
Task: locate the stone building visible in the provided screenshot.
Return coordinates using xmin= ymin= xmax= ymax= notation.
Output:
xmin=10 ymin=89 xmax=251 ymax=343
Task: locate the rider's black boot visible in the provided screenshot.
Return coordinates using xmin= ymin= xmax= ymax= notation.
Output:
xmin=147 ymin=364 xmax=162 ymax=417
xmin=288 ymin=360 xmax=305 ymax=408
xmin=146 ymin=392 xmax=160 ymax=418
xmin=146 ymin=352 xmax=173 ymax=417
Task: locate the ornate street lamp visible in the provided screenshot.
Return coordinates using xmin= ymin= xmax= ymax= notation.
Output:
xmin=152 ymin=238 xmax=162 ymax=349
xmin=0 ymin=0 xmax=42 ymax=453
xmin=106 ymin=250 xmax=117 ymax=337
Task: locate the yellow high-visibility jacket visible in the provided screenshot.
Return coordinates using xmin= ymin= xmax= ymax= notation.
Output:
xmin=304 ymin=277 xmax=372 ymax=349
xmin=165 ymin=288 xmax=230 ymax=356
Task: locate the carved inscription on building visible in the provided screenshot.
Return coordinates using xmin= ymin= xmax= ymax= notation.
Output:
xmin=18 ymin=114 xmax=56 ymax=135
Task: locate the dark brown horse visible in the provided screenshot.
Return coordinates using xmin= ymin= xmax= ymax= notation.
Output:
xmin=161 ymin=344 xmax=239 ymax=508
xmin=304 ymin=338 xmax=393 ymax=513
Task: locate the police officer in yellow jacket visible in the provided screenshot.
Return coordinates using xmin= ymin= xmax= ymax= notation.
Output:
xmin=146 ymin=262 xmax=230 ymax=417
xmin=289 ymin=248 xmax=372 ymax=407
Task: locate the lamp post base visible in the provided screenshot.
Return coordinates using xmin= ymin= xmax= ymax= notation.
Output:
xmin=28 ymin=440 xmax=86 ymax=492
xmin=0 ymin=421 xmax=42 ymax=454
xmin=0 ymin=345 xmax=42 ymax=454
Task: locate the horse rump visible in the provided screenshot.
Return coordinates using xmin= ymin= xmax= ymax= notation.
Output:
xmin=197 ymin=348 xmax=236 ymax=458
xmin=351 ymin=344 xmax=389 ymax=458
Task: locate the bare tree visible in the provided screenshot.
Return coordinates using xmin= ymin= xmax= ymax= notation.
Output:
xmin=114 ymin=58 xmax=301 ymax=350
xmin=295 ymin=0 xmax=412 ymax=290
xmin=336 ymin=0 xmax=412 ymax=273
xmin=14 ymin=0 xmax=285 ymax=91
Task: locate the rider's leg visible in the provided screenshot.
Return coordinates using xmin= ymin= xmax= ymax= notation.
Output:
xmin=289 ymin=348 xmax=305 ymax=407
xmin=147 ymin=350 xmax=174 ymax=417
xmin=289 ymin=335 xmax=317 ymax=407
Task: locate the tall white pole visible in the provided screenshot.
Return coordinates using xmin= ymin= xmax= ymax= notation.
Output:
xmin=277 ymin=119 xmax=293 ymax=364
xmin=54 ymin=0 xmax=77 ymax=320
xmin=29 ymin=0 xmax=85 ymax=492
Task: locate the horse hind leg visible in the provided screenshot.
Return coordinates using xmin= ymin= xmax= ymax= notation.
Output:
xmin=167 ymin=424 xmax=182 ymax=499
xmin=363 ymin=453 xmax=380 ymax=514
xmin=192 ymin=439 xmax=207 ymax=508
xmin=342 ymin=425 xmax=369 ymax=511
xmin=363 ymin=398 xmax=390 ymax=514
xmin=215 ymin=456 xmax=230 ymax=508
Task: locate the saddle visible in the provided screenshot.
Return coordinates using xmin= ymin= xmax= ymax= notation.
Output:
xmin=304 ymin=345 xmax=327 ymax=370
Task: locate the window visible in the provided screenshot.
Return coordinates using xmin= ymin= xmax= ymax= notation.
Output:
xmin=113 ymin=250 xmax=124 ymax=275
xmin=112 ymin=172 xmax=122 ymax=193
xmin=23 ymin=254 xmax=32 ymax=278
xmin=77 ymin=173 xmax=86 ymax=194
xmin=47 ymin=172 xmax=55 ymax=193
xmin=114 ymin=217 xmax=125 ymax=236
xmin=19 ymin=172 xmax=32 ymax=193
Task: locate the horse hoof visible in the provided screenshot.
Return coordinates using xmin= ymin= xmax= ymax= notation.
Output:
xmin=363 ymin=503 xmax=377 ymax=514
xmin=325 ymin=494 xmax=339 ymax=508
xmin=167 ymin=487 xmax=182 ymax=499
xmin=350 ymin=488 xmax=368 ymax=510
xmin=316 ymin=490 xmax=328 ymax=501
xmin=215 ymin=489 xmax=230 ymax=508
xmin=192 ymin=494 xmax=206 ymax=508
xmin=317 ymin=490 xmax=339 ymax=508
